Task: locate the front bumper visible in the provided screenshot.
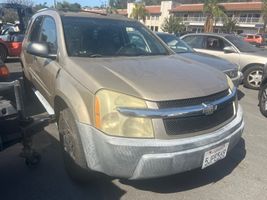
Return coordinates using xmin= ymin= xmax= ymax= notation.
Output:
xmin=77 ymin=105 xmax=244 ymax=180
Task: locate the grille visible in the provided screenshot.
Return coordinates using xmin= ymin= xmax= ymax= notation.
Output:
xmin=158 ymin=89 xmax=229 ymax=109
xmin=158 ymin=89 xmax=235 ymax=135
xmin=163 ymin=102 xmax=234 ymax=135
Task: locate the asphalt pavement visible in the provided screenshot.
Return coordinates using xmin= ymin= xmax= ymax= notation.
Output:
xmin=0 ymin=59 xmax=266 ymax=200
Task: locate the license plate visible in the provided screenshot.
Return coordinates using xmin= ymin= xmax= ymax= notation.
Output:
xmin=202 ymin=143 xmax=229 ymax=169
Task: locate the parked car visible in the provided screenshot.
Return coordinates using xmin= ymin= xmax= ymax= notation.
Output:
xmin=21 ymin=9 xmax=244 ymax=181
xmin=0 ymin=3 xmax=33 ymax=61
xmin=258 ymin=64 xmax=267 ymax=117
xmin=240 ymin=33 xmax=264 ymax=47
xmin=156 ymin=32 xmax=243 ymax=87
xmin=181 ymin=33 xmax=267 ymax=90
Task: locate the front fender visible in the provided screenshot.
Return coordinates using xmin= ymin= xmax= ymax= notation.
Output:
xmin=54 ymin=70 xmax=94 ymax=125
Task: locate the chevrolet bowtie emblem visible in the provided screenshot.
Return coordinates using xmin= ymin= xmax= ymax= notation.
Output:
xmin=202 ymin=103 xmax=217 ymax=115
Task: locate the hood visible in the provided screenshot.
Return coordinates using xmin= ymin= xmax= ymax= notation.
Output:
xmin=67 ymin=55 xmax=228 ymax=101
xmin=182 ymin=52 xmax=238 ymax=72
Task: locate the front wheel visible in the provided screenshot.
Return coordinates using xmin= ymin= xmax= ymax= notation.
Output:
xmin=243 ymin=66 xmax=263 ymax=90
xmin=58 ymin=107 xmax=92 ymax=182
xmin=259 ymin=83 xmax=267 ymax=117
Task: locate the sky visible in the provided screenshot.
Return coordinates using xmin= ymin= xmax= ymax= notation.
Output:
xmin=33 ymin=0 xmax=107 ymax=7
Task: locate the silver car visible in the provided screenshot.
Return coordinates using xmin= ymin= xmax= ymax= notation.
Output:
xmin=181 ymin=33 xmax=267 ymax=89
xmin=157 ymin=32 xmax=243 ymax=87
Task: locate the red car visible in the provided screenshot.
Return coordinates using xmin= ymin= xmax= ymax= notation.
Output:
xmin=241 ymin=33 xmax=264 ymax=46
xmin=0 ymin=35 xmax=23 ymax=61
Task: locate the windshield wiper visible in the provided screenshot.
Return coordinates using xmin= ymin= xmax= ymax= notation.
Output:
xmin=89 ymin=54 xmax=102 ymax=58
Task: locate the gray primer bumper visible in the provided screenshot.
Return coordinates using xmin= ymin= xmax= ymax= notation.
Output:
xmin=77 ymin=105 xmax=244 ymax=180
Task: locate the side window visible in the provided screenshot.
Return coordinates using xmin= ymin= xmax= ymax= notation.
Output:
xmin=206 ymin=36 xmax=230 ymax=51
xmin=29 ymin=16 xmax=43 ymax=42
xmin=183 ymin=35 xmax=205 ymax=49
xmin=40 ymin=17 xmax=58 ymax=54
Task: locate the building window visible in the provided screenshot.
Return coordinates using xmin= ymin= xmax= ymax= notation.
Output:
xmin=156 ymin=16 xmax=159 ymax=21
xmin=151 ymin=26 xmax=154 ymax=31
xmin=155 ymin=26 xmax=158 ymax=32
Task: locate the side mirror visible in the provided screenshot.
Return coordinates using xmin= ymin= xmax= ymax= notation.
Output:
xmin=26 ymin=42 xmax=57 ymax=60
xmin=223 ymin=46 xmax=236 ymax=54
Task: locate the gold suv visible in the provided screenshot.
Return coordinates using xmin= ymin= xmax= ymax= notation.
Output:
xmin=21 ymin=9 xmax=244 ymax=180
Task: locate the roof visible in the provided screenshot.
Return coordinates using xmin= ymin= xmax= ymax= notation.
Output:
xmin=171 ymin=2 xmax=263 ymax=13
xmin=181 ymin=33 xmax=233 ymax=38
xmin=39 ymin=9 xmax=133 ymax=21
xmin=145 ymin=5 xmax=161 ymax=14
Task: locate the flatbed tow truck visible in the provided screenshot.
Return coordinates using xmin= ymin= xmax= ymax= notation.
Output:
xmin=0 ymin=60 xmax=52 ymax=166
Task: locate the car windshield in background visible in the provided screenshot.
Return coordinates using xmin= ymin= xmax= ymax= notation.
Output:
xmin=225 ymin=35 xmax=260 ymax=53
xmin=158 ymin=34 xmax=194 ymax=53
xmin=61 ymin=17 xmax=169 ymax=57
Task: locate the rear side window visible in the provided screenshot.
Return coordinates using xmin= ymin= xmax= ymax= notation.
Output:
xmin=247 ymin=35 xmax=253 ymax=39
xmin=182 ymin=35 xmax=205 ymax=49
xmin=29 ymin=16 xmax=43 ymax=42
xmin=39 ymin=17 xmax=58 ymax=54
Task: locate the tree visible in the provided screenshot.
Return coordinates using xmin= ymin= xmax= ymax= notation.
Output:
xmin=33 ymin=3 xmax=48 ymax=12
xmin=222 ymin=16 xmax=237 ymax=33
xmin=130 ymin=3 xmax=148 ymax=22
xmin=109 ymin=0 xmax=135 ymax=9
xmin=5 ymin=0 xmax=34 ymax=7
xmin=203 ymin=0 xmax=226 ymax=32
xmin=56 ymin=1 xmax=81 ymax=12
xmin=161 ymin=15 xmax=185 ymax=34
xmin=262 ymin=0 xmax=267 ymax=33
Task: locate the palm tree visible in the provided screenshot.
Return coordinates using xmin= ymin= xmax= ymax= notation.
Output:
xmin=203 ymin=0 xmax=226 ymax=33
xmin=222 ymin=16 xmax=238 ymax=33
xmin=130 ymin=3 xmax=148 ymax=22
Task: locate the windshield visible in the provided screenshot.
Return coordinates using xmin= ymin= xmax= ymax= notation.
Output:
xmin=157 ymin=34 xmax=194 ymax=53
xmin=61 ymin=17 xmax=170 ymax=57
xmin=225 ymin=35 xmax=260 ymax=53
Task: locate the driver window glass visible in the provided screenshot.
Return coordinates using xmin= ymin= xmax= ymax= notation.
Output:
xmin=183 ymin=35 xmax=205 ymax=49
xmin=29 ymin=16 xmax=43 ymax=42
xmin=206 ymin=36 xmax=230 ymax=51
xmin=40 ymin=17 xmax=57 ymax=54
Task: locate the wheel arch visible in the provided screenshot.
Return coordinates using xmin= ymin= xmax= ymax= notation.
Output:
xmin=241 ymin=63 xmax=264 ymax=73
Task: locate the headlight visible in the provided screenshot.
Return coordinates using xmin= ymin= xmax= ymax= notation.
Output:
xmin=94 ymin=90 xmax=154 ymax=138
xmin=226 ymin=75 xmax=238 ymax=113
xmin=225 ymin=69 xmax=238 ymax=79
xmin=226 ymin=75 xmax=234 ymax=91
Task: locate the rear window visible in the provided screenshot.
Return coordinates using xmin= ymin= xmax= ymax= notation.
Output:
xmin=61 ymin=16 xmax=169 ymax=57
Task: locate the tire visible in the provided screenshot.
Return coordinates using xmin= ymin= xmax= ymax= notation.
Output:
xmin=243 ymin=65 xmax=263 ymax=90
xmin=58 ymin=107 xmax=91 ymax=182
xmin=259 ymin=83 xmax=267 ymax=117
xmin=0 ymin=44 xmax=7 ymax=62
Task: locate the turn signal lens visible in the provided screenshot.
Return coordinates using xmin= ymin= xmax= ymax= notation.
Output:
xmin=0 ymin=65 xmax=9 ymax=78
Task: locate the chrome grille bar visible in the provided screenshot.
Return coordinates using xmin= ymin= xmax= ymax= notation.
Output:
xmin=117 ymin=88 xmax=236 ymax=119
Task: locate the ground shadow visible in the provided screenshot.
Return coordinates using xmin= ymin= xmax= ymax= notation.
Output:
xmin=120 ymin=138 xmax=246 ymax=194
xmin=238 ymin=89 xmax=245 ymax=101
xmin=0 ymin=129 xmax=126 ymax=200
xmin=5 ymin=57 xmax=20 ymax=63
